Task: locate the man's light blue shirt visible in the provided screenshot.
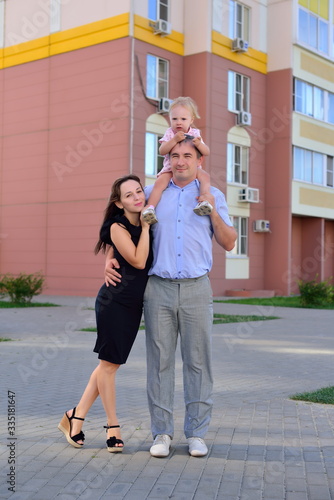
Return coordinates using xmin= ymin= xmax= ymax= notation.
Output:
xmin=145 ymin=179 xmax=233 ymax=279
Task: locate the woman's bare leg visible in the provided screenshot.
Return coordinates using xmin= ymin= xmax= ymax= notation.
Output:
xmin=96 ymin=360 xmax=122 ymax=446
xmin=66 ymin=366 xmax=99 ymax=444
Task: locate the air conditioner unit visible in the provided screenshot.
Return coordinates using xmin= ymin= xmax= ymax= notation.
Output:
xmin=238 ymin=187 xmax=259 ymax=203
xmin=253 ymin=220 xmax=270 ymax=232
xmin=158 ymin=97 xmax=173 ymax=114
xmin=232 ymin=38 xmax=249 ymax=52
xmin=153 ymin=19 xmax=171 ymax=36
xmin=237 ymin=111 xmax=252 ymax=126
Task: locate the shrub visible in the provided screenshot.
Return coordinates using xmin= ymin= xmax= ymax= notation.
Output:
xmin=298 ymin=276 xmax=333 ymax=306
xmin=0 ymin=272 xmax=45 ymax=304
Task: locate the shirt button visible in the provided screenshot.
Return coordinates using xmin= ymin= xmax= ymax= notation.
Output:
xmin=178 ymin=254 xmax=181 ymax=256
xmin=178 ymin=219 xmax=181 ymax=222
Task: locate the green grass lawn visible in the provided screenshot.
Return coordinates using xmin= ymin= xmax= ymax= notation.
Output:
xmin=213 ymin=313 xmax=279 ymax=324
xmin=290 ymin=386 xmax=334 ymax=405
xmin=0 ymin=301 xmax=60 ymax=308
xmin=214 ymin=296 xmax=334 ymax=309
xmin=81 ymin=313 xmax=279 ymax=332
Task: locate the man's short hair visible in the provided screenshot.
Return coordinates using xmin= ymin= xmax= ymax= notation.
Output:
xmin=170 ymin=135 xmax=202 ymax=159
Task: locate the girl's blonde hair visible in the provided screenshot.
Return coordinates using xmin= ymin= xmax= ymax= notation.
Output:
xmin=170 ymin=96 xmax=200 ymax=120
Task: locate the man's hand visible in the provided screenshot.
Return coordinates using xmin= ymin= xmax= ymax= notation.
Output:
xmin=196 ymin=192 xmax=215 ymax=207
xmin=105 ymin=257 xmax=121 ymax=287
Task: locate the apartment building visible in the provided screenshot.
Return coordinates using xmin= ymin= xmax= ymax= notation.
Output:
xmin=0 ymin=0 xmax=333 ymax=297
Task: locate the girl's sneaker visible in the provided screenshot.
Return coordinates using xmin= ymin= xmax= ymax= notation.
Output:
xmin=193 ymin=201 xmax=213 ymax=216
xmin=142 ymin=207 xmax=158 ymax=224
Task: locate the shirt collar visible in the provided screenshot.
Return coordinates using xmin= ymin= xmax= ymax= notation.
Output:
xmin=168 ymin=178 xmax=200 ymax=189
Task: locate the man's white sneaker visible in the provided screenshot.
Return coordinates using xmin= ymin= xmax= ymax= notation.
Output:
xmin=193 ymin=201 xmax=213 ymax=216
xmin=187 ymin=437 xmax=208 ymax=457
xmin=150 ymin=434 xmax=171 ymax=457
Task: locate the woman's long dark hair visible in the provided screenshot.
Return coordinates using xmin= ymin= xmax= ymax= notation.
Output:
xmin=94 ymin=174 xmax=143 ymax=255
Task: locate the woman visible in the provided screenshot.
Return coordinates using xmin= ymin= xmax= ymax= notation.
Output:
xmin=58 ymin=174 xmax=152 ymax=452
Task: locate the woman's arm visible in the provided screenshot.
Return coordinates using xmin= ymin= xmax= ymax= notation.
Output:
xmin=110 ymin=222 xmax=150 ymax=269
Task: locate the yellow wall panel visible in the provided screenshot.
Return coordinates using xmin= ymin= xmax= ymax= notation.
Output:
xmin=133 ymin=15 xmax=184 ymax=55
xmin=300 ymin=187 xmax=334 ymax=208
xmin=300 ymin=52 xmax=334 ymax=82
xmin=212 ymin=31 xmax=267 ymax=74
xmin=319 ymin=0 xmax=329 ymax=19
xmin=298 ymin=0 xmax=308 ymax=7
xmin=1 ymin=14 xmax=130 ymax=68
xmin=309 ymin=0 xmax=318 ymax=14
xmin=300 ymin=120 xmax=334 ymax=145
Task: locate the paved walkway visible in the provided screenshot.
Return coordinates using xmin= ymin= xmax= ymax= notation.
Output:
xmin=0 ymin=295 xmax=334 ymax=500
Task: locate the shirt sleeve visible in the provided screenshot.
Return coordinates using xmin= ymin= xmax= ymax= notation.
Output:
xmin=189 ymin=127 xmax=204 ymax=143
xmin=212 ymin=187 xmax=234 ymax=227
xmin=159 ymin=128 xmax=174 ymax=143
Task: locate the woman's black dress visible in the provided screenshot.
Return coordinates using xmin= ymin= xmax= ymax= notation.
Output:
xmin=93 ymin=214 xmax=152 ymax=364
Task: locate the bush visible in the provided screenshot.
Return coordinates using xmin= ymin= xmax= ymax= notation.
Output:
xmin=0 ymin=272 xmax=45 ymax=304
xmin=298 ymin=276 xmax=333 ymax=306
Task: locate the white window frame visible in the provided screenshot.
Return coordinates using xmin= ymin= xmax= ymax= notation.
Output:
xmin=227 ymin=143 xmax=249 ymax=185
xmin=293 ymin=146 xmax=334 ymax=188
xmin=229 ymin=216 xmax=248 ymax=256
xmin=229 ymin=0 xmax=250 ymax=41
xmin=326 ymin=156 xmax=333 ymax=187
xmin=0 ymin=0 xmax=5 ymax=48
xmin=145 ymin=132 xmax=164 ymax=177
xmin=228 ymin=71 xmax=250 ymax=113
xmin=50 ymin=0 xmax=61 ymax=33
xmin=146 ymin=54 xmax=169 ymax=100
xmin=148 ymin=0 xmax=169 ymax=22
xmin=294 ymin=78 xmax=334 ymax=125
xmin=298 ymin=6 xmax=330 ymax=56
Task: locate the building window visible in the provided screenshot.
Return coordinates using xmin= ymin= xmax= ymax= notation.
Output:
xmin=229 ymin=216 xmax=248 ymax=256
xmin=148 ymin=0 xmax=169 ymax=22
xmin=0 ymin=0 xmax=4 ymax=48
xmin=228 ymin=71 xmax=250 ymax=112
xmin=50 ymin=0 xmax=61 ymax=33
xmin=293 ymin=146 xmax=334 ymax=187
xmin=328 ymin=93 xmax=334 ymax=124
xmin=293 ymin=78 xmax=334 ymax=124
xmin=145 ymin=133 xmax=164 ymax=177
xmin=227 ymin=143 xmax=248 ymax=185
xmin=229 ymin=0 xmax=250 ymax=41
xmin=327 ymin=156 xmax=333 ymax=187
xmin=298 ymin=5 xmax=329 ymax=55
xmin=146 ymin=55 xmax=169 ymax=100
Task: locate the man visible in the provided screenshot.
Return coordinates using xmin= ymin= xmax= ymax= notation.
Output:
xmin=106 ymin=137 xmax=236 ymax=457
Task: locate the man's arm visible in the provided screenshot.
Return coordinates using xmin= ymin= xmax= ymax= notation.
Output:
xmin=210 ymin=209 xmax=237 ymax=251
xmin=204 ymin=192 xmax=237 ymax=251
xmin=104 ymin=246 xmax=121 ymax=286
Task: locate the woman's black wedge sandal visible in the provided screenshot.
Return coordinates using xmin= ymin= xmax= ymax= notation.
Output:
xmin=104 ymin=425 xmax=124 ymax=453
xmin=58 ymin=407 xmax=85 ymax=448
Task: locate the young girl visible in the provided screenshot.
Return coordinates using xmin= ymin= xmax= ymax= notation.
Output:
xmin=58 ymin=174 xmax=152 ymax=453
xmin=142 ymin=96 xmax=212 ymax=225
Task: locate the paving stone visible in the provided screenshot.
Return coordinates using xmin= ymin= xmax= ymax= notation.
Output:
xmin=1 ymin=297 xmax=334 ymax=500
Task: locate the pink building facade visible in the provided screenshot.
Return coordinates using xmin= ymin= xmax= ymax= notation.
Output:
xmin=0 ymin=1 xmax=333 ymax=297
